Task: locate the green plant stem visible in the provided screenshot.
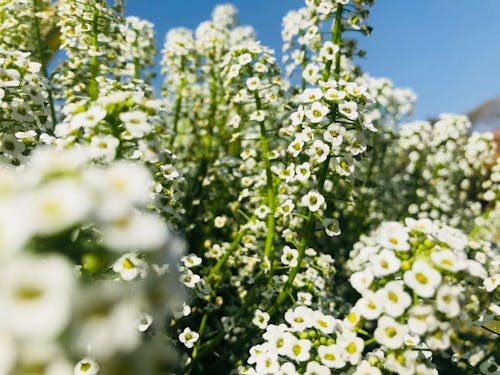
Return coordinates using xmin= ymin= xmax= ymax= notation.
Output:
xmin=191 ymin=313 xmax=208 ymax=360
xmin=32 ymin=0 xmax=57 ymax=127
xmin=88 ymin=8 xmax=100 ymax=101
xmin=170 ymin=58 xmax=187 ymax=149
xmin=269 ymin=4 xmax=344 ymax=315
xmin=254 ymin=92 xmax=277 ymax=264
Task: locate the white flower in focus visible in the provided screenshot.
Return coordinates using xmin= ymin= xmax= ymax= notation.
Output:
xmin=323 ymin=123 xmax=345 ymax=146
xmin=404 ymin=218 xmax=435 ymax=233
xmin=0 ymin=255 xmax=74 ymax=339
xmin=312 ymin=310 xmax=337 ymax=334
xmin=306 ymin=139 xmax=330 ymax=163
xmin=430 ymin=249 xmax=465 ymax=273
xmin=284 ymin=336 xmax=311 ymax=362
xmin=250 ymin=110 xmax=267 ymax=122
xmin=323 ymin=218 xmax=340 ymax=236
xmin=112 ymin=253 xmax=148 ymax=281
xmin=407 ymin=305 xmax=438 ymax=335
xmin=317 ymin=344 xmax=346 ymax=368
xmin=301 ymin=88 xmax=323 ymax=102
xmin=301 ymin=191 xmax=325 ymax=212
xmin=355 ymin=291 xmax=383 ymax=320
xmin=252 ymin=309 xmax=270 ymax=329
xmin=74 ymin=357 xmax=100 ymax=375
xmin=281 ymin=246 xmax=299 ymax=267
xmin=325 ymin=88 xmax=346 ymax=101
xmin=181 ymin=254 xmax=202 ymax=268
xmin=377 ymin=222 xmax=410 ymax=251
xmin=349 ymin=269 xmax=373 ymax=294
xmin=339 ymin=332 xmax=364 ymax=365
xmin=374 ymin=316 xmax=409 ymax=350
xmin=404 ymin=260 xmax=442 ymax=298
xmin=120 ymin=110 xmax=152 ymax=138
xmin=484 ymin=273 xmax=500 ymax=292
xmin=246 ymin=76 xmax=261 ymax=91
xmin=338 ymin=101 xmax=358 ymax=120
xmin=377 ymin=281 xmax=411 ymax=318
xmin=305 ymin=102 xmax=329 ymax=123
xmin=284 ymin=305 xmax=314 ymax=332
xmin=370 ymin=249 xmax=401 ymax=278
xmin=179 ymin=327 xmax=199 ymax=349
xmin=180 ymin=270 xmax=201 ymax=288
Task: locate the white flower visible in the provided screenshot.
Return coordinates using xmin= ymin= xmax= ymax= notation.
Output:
xmin=304 ymin=361 xmax=331 ymax=374
xmin=430 ymin=249 xmax=465 ymax=273
xmin=301 ymin=88 xmax=323 ymax=102
xmin=0 ymin=255 xmax=74 ymax=339
xmin=281 ymin=246 xmax=299 ymax=267
xmin=317 ymin=344 xmax=346 ymax=368
xmin=377 ymin=222 xmax=410 ymax=251
xmin=284 ymin=306 xmax=314 ymax=331
xmin=305 ymin=102 xmax=330 ymax=123
xmin=263 ymin=325 xmax=294 ymax=356
xmin=349 ymin=269 xmax=374 ymax=294
xmin=135 ymin=313 xmax=153 ymax=332
xmin=120 ymin=110 xmax=152 ymax=138
xmin=0 ymin=331 xmax=16 ymax=375
xmin=179 ymin=327 xmax=199 ymax=349
xmin=338 ymin=101 xmax=358 ymax=120
xmin=0 ymin=68 xmax=21 ymax=87
xmin=339 ymin=332 xmax=364 ymax=365
xmin=255 ymin=350 xmax=280 ymax=374
xmin=370 ymin=249 xmax=401 ymax=277
xmin=246 ymin=76 xmax=261 ymax=91
xmin=256 ymin=205 xmax=271 ymax=219
xmin=278 ymin=199 xmax=295 ymax=217
xmin=306 ymin=139 xmax=330 ymax=163
xmin=301 ymin=191 xmax=325 ymax=212
xmin=435 ymin=225 xmax=468 ymax=251
xmin=404 ymin=260 xmax=442 ymax=298
xmin=353 ymin=361 xmax=381 ymax=375
xmin=295 ymin=162 xmax=311 ymax=182
xmin=323 ymin=218 xmax=340 ymax=236
xmin=33 ymin=179 xmax=92 ymax=235
xmin=71 ymin=106 xmax=107 ymax=129
xmin=102 ymin=212 xmax=168 ymax=252
xmin=181 ymin=254 xmax=202 ymax=268
xmin=355 ymin=291 xmax=383 ymax=320
xmin=302 ymin=63 xmax=320 ymax=84
xmin=278 ymin=362 xmax=298 ymax=375
xmin=288 ymin=138 xmax=304 ymax=157
xmin=112 ymin=253 xmax=148 ymax=281
xmin=325 ymin=88 xmax=346 ymax=101
xmin=250 ymin=110 xmax=267 ymax=122
xmin=180 ymin=270 xmax=201 ymax=288
xmin=312 ymin=310 xmax=337 ymax=334
xmin=323 ymin=123 xmax=345 ymax=146
xmin=284 ymin=336 xmax=311 ymax=362
xmin=74 ymin=358 xmax=100 ymax=375
xmin=334 ymin=156 xmax=354 ymax=176
xmin=89 ymin=135 xmax=119 ymax=161
xmin=404 ymin=217 xmax=435 ymax=233
xmin=160 ymin=164 xmax=180 ymax=181
xmin=377 ymin=281 xmax=411 ymax=318
xmin=319 ymin=41 xmax=340 ymax=61
xmin=297 ymin=292 xmax=312 ymax=306
xmin=407 ymin=305 xmax=438 ymax=335
xmin=374 ymin=316 xmax=409 ymax=350
xmin=484 ymin=274 xmax=500 ymax=292
xmin=0 ymin=200 xmax=33 ymax=260
xmin=252 ymin=309 xmax=270 ymax=329
xmin=435 ymin=284 xmax=461 ymax=317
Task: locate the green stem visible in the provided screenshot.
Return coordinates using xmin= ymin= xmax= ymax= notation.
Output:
xmin=254 ymin=92 xmax=277 ymax=264
xmin=88 ymin=8 xmax=100 ymax=101
xmin=170 ymin=58 xmax=186 ymax=149
xmin=191 ymin=313 xmax=208 ymax=360
xmin=269 ymin=4 xmax=344 ymax=314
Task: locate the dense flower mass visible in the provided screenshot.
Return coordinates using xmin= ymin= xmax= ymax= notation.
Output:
xmin=0 ymin=0 xmax=498 ymax=374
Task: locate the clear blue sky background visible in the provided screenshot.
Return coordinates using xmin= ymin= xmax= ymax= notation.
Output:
xmin=125 ymin=0 xmax=500 ymax=121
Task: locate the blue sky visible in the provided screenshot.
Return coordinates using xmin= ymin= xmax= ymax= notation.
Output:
xmin=126 ymin=0 xmax=500 ymax=121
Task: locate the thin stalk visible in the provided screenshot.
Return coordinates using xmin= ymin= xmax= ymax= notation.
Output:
xmin=269 ymin=4 xmax=344 ymax=314
xmin=88 ymin=8 xmax=100 ymax=101
xmin=254 ymin=92 xmax=277 ymax=264
xmin=170 ymin=57 xmax=186 ymax=149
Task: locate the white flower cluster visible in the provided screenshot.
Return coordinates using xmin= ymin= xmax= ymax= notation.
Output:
xmin=346 ymin=218 xmax=499 ymax=374
xmin=243 ymin=305 xmax=367 ymax=375
xmin=0 ymin=0 xmax=55 ymax=61
xmin=0 ymin=147 xmax=182 ymax=375
xmin=0 ymin=50 xmax=51 ymax=144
